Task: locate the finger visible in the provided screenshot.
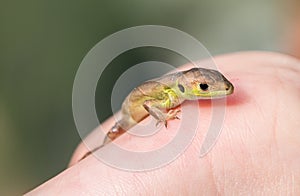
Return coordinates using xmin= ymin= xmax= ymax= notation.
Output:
xmin=27 ymin=51 xmax=300 ymax=195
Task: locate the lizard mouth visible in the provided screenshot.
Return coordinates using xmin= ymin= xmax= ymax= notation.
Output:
xmin=213 ymin=85 xmax=234 ymax=97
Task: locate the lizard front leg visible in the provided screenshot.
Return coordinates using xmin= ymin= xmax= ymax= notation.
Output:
xmin=143 ymin=99 xmax=180 ymax=127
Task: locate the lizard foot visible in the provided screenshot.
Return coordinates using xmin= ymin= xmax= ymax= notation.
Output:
xmin=155 ymin=109 xmax=181 ymax=128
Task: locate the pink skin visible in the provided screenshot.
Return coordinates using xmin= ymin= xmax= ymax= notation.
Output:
xmin=26 ymin=52 xmax=300 ymax=195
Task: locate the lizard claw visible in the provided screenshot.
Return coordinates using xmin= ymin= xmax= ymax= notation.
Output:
xmin=166 ymin=109 xmax=181 ymax=120
xmin=155 ymin=120 xmax=168 ymax=128
xmin=155 ymin=109 xmax=181 ymax=128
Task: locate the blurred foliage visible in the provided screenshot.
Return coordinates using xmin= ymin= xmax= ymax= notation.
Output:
xmin=0 ymin=0 xmax=283 ymax=195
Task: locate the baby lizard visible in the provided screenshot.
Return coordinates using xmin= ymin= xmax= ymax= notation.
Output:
xmin=80 ymin=67 xmax=234 ymax=160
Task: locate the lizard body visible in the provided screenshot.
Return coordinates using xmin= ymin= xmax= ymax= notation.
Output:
xmin=80 ymin=67 xmax=234 ymax=160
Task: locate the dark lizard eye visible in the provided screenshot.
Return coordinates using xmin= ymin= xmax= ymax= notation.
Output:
xmin=199 ymin=83 xmax=209 ymax=91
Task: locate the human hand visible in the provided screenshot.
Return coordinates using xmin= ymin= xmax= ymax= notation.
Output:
xmin=27 ymin=52 xmax=300 ymax=195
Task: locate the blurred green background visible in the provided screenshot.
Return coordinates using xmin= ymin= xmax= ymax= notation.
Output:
xmin=0 ymin=0 xmax=294 ymax=195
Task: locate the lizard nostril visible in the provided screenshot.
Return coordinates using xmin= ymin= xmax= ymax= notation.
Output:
xmin=225 ymin=83 xmax=231 ymax=91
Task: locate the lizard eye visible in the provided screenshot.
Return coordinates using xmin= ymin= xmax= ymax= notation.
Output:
xmin=199 ymin=83 xmax=209 ymax=91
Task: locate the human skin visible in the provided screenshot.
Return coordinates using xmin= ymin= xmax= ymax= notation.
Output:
xmin=26 ymin=52 xmax=300 ymax=195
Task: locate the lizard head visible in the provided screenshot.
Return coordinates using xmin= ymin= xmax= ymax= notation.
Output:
xmin=176 ymin=67 xmax=234 ymax=99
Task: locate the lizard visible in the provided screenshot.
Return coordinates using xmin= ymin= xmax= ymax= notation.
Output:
xmin=79 ymin=67 xmax=234 ymax=160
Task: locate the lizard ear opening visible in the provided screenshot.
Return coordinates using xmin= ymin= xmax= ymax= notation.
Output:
xmin=178 ymin=84 xmax=185 ymax=93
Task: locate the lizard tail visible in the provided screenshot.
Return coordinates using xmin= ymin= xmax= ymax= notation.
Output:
xmin=78 ymin=123 xmax=125 ymax=162
xmin=78 ymin=133 xmax=111 ymax=162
